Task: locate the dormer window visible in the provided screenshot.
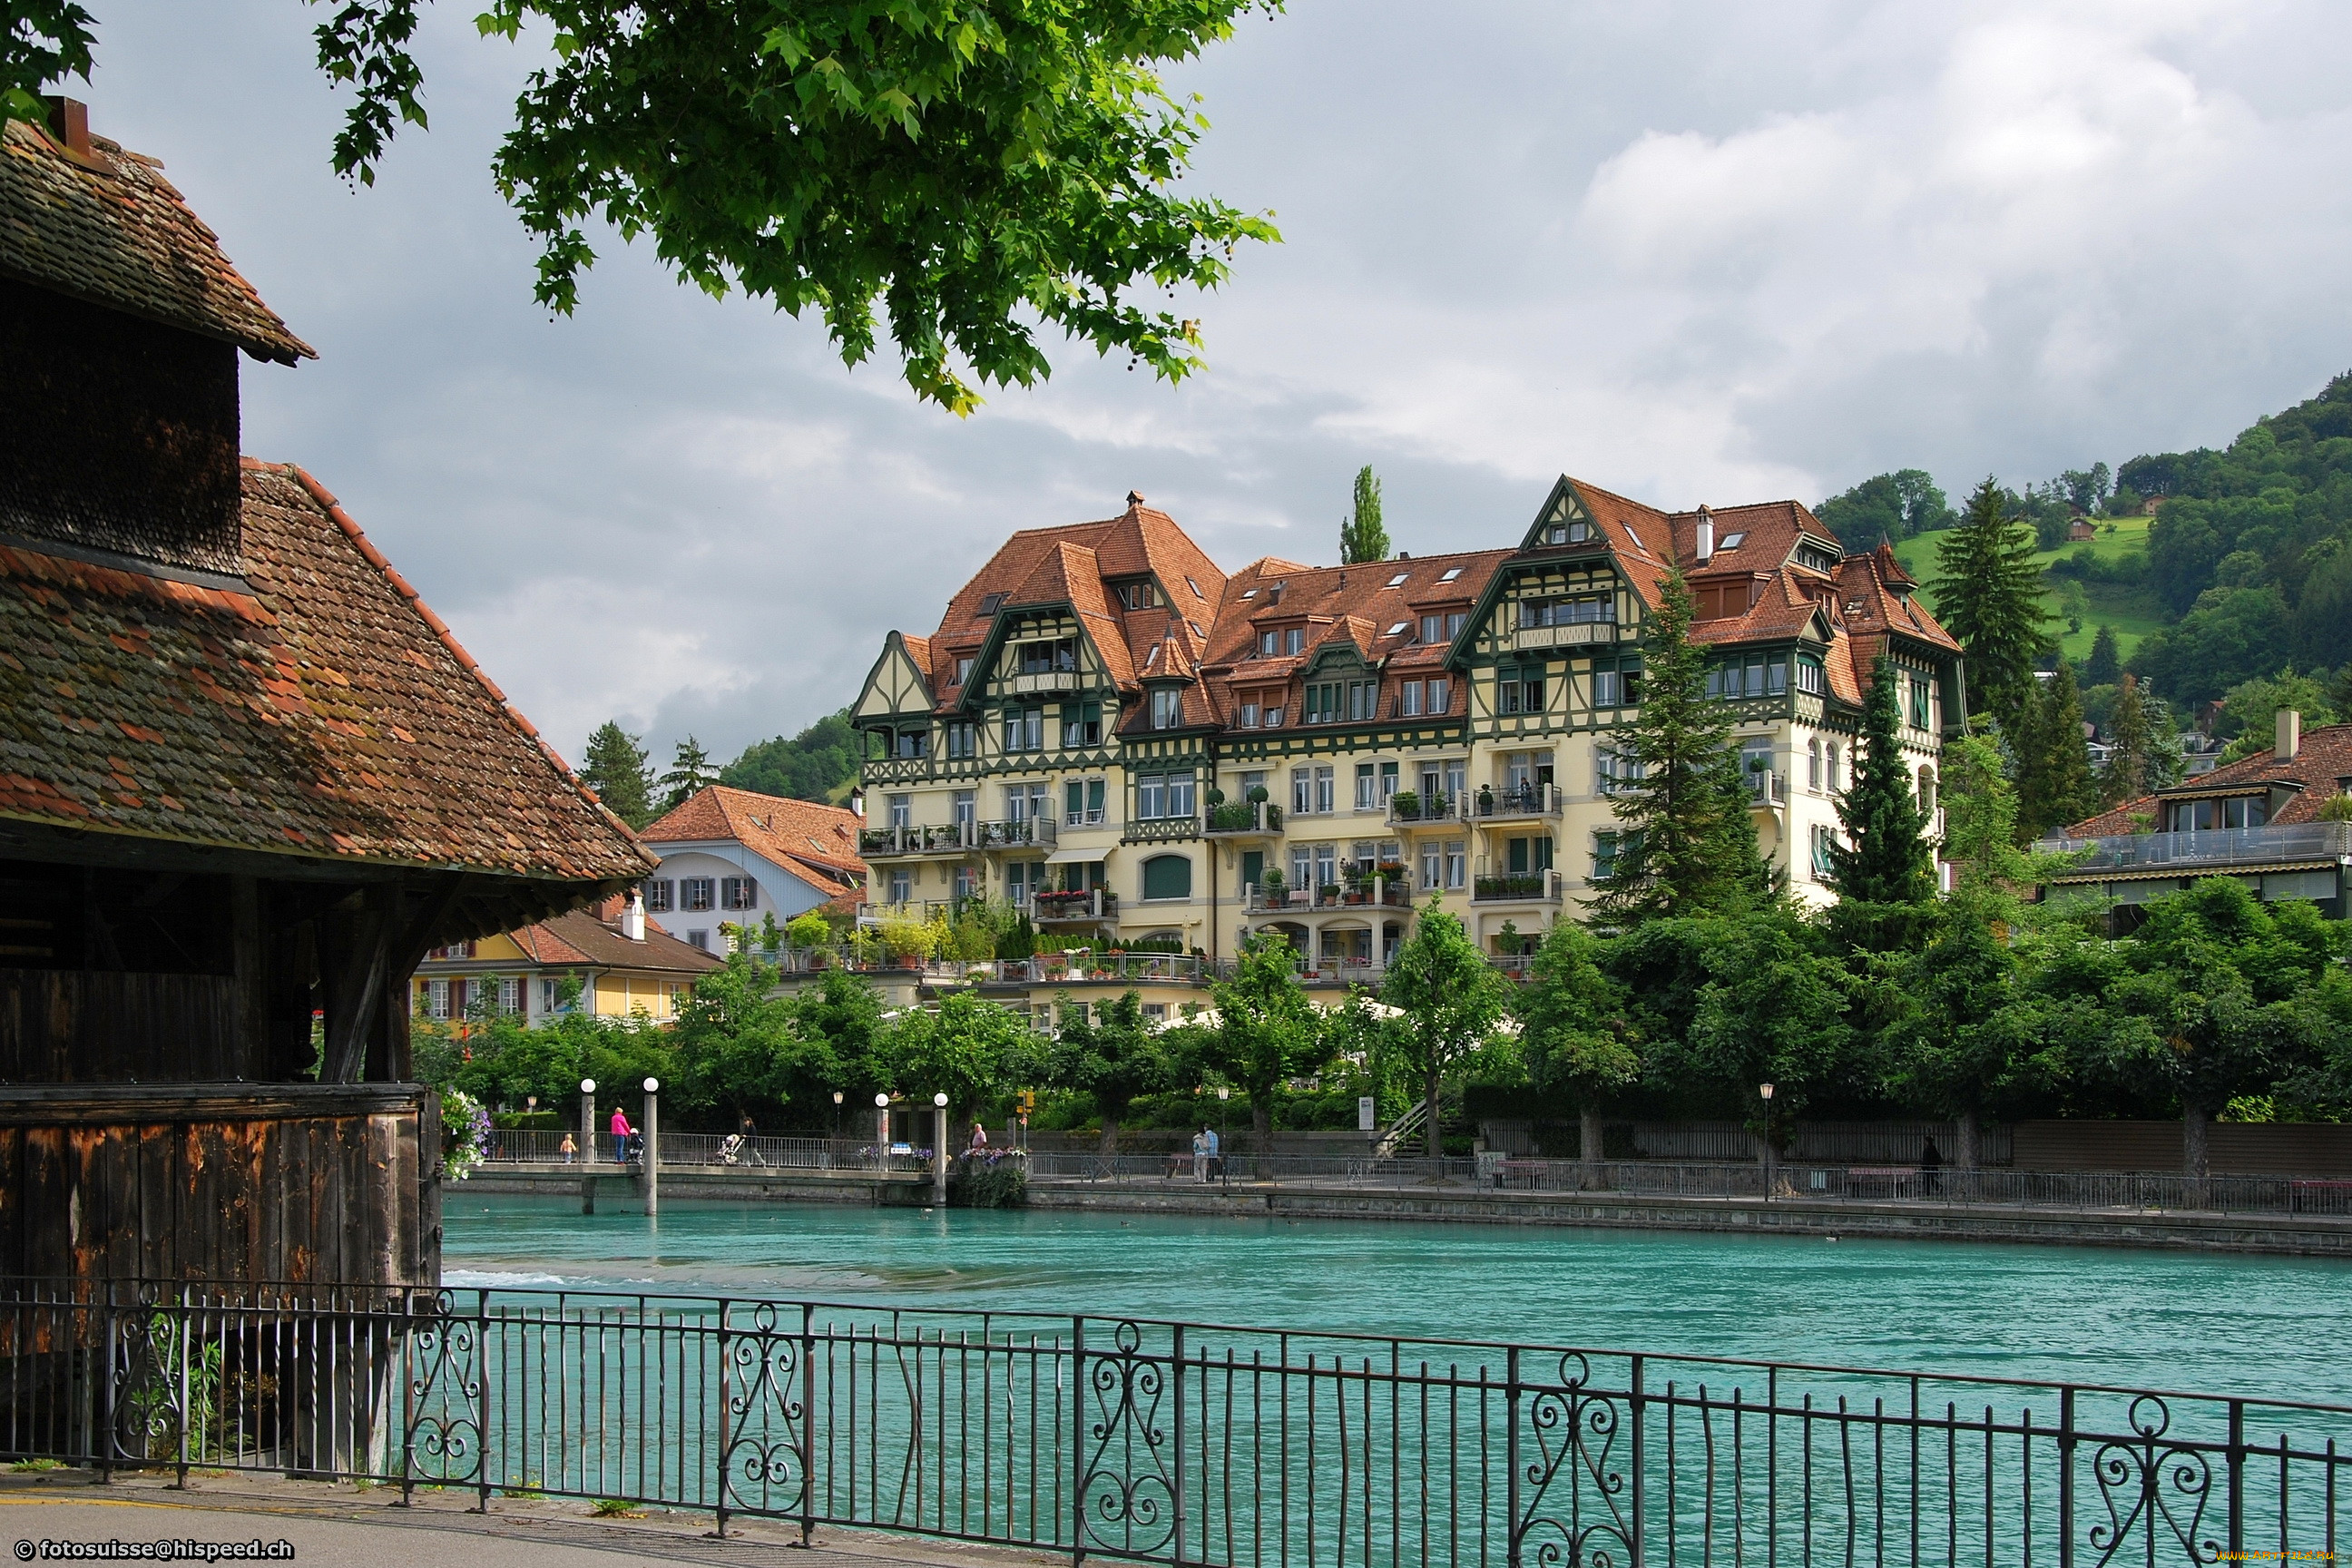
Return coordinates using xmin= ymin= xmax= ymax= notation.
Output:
xmin=2164 ymin=796 xmax=2268 ymax=832
xmin=954 ymin=656 xmax=974 ymax=684
xmin=1269 ymin=583 xmax=1287 ymax=603
xmin=1543 ymin=521 xmax=1595 ymax=545
xmin=1151 ymin=688 xmax=1184 ymax=730
xmin=1119 ymin=581 xmax=1161 ymax=611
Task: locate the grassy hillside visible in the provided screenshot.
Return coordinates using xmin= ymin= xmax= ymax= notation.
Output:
xmin=1893 ymin=514 xmax=2164 ymax=663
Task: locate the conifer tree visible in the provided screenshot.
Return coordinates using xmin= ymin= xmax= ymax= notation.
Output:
xmin=1340 ymin=465 xmax=1390 ymax=564
xmin=660 ymin=735 xmax=720 ymax=812
xmin=2101 ymin=672 xmax=2154 ymax=808
xmin=1824 ymin=655 xmax=1936 ymax=949
xmin=1931 ymin=479 xmax=2048 ymax=730
xmin=1586 ymin=570 xmax=1774 ymax=924
xmin=580 ymin=720 xmax=656 ymax=828
xmin=2015 ymin=663 xmax=2097 ymax=840
xmin=2083 ymin=624 xmax=2122 ymax=688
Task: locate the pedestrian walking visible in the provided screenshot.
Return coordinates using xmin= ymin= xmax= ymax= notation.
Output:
xmin=1201 ymin=1123 xmax=1220 ymax=1181
xmin=610 ymin=1105 xmax=634 ymax=1164
xmin=1191 ymin=1127 xmax=1207 ymax=1181
xmin=559 ymin=1132 xmax=576 ymax=1164
xmin=1919 ymin=1136 xmax=1944 ymax=1196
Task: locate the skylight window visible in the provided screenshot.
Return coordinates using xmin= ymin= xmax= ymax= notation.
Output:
xmin=1439 ymin=567 xmax=1463 ymax=583
xmin=977 ymin=593 xmax=1007 ymax=615
xmin=1718 ymin=531 xmax=1748 ymax=551
xmin=1186 ymin=576 xmax=1204 ymax=599
xmin=1189 ymin=621 xmax=1205 ymax=638
xmin=1625 ymin=528 xmax=1645 ymax=554
xmin=1386 ymin=572 xmax=1409 ymax=588
xmin=1240 ymin=588 xmax=1258 ymax=599
xmin=1386 ymin=622 xmax=1408 ymax=636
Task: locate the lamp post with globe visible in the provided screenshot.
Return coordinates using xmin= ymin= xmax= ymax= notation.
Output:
xmin=1759 ymin=1083 xmax=1777 ymax=1202
xmin=932 ymin=1091 xmax=950 ymax=1206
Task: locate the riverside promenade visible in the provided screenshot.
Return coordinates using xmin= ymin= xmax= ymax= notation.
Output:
xmin=464 ymin=1154 xmax=2352 ymax=1256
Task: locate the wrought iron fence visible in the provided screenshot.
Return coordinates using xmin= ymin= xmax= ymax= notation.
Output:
xmin=481 ymin=1130 xmax=928 ymax=1171
xmin=3 ymin=1277 xmax=2347 ymax=1566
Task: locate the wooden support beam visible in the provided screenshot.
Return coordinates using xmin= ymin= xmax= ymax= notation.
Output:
xmin=229 ymin=875 xmax=267 ymax=1079
xmin=320 ymin=883 xmax=395 ymax=1083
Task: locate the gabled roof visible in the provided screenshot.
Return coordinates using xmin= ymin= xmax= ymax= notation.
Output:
xmin=503 ymin=898 xmax=724 ymax=975
xmin=2066 ymin=721 xmax=2352 ymax=836
xmin=640 ymin=785 xmax=866 ymax=897
xmin=0 ymin=116 xmax=314 ymax=364
xmin=0 ymin=461 xmax=654 ymax=883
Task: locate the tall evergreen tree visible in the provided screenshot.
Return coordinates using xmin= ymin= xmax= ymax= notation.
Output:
xmin=2083 ymin=624 xmax=2122 ymax=687
xmin=659 ymin=735 xmax=720 ymax=812
xmin=1931 ymin=479 xmax=2049 ymax=730
xmin=579 ymin=720 xmax=656 ymax=828
xmin=1586 ymin=569 xmax=1774 ymax=925
xmin=1340 ymin=465 xmax=1389 ymax=564
xmin=1824 ymin=655 xmax=1937 ymax=949
xmin=2101 ymin=672 xmax=2154 ymax=807
xmin=2015 ymin=663 xmax=2097 ymax=840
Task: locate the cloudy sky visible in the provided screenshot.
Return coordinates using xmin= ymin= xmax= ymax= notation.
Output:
xmin=74 ymin=1 xmax=2352 ymax=769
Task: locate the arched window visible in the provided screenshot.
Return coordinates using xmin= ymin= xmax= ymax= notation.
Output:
xmin=1808 ymin=739 xmax=1822 ymax=790
xmin=1826 ymin=742 xmax=1840 ymax=791
xmin=1917 ymin=765 xmax=1937 ymax=817
xmin=1141 ymin=854 xmax=1193 ymax=901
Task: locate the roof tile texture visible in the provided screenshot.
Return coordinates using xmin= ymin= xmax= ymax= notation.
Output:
xmin=641 ymin=785 xmax=867 ymax=898
xmin=2068 ymin=721 xmax=2352 ymax=836
xmin=0 ymin=120 xmax=313 ymax=364
xmin=0 ymin=461 xmax=654 ymax=881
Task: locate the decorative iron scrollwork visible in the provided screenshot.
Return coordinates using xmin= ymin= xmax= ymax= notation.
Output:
xmin=1516 ymin=1351 xmax=1633 ymax=1568
xmin=1079 ymin=1320 xmax=1176 ymax=1558
xmin=720 ymin=1301 xmax=807 ymax=1516
xmin=2089 ymin=1394 xmax=2218 ymax=1566
xmin=403 ymin=1300 xmax=482 ymax=1485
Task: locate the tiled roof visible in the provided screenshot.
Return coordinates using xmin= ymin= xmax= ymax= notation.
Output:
xmin=0 ymin=460 xmax=655 ymax=883
xmin=640 ymin=785 xmax=867 ymax=897
xmin=505 ymin=902 xmax=723 ymax=975
xmin=0 ymin=118 xmax=313 ymax=365
xmin=2067 ymin=721 xmax=2352 ymax=836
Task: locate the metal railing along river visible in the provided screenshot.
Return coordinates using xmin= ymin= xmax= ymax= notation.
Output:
xmin=1029 ymin=1153 xmax=2352 ymax=1216
xmin=482 ymin=1130 xmax=930 ymax=1171
xmin=1 ymin=1276 xmax=2346 ymax=1566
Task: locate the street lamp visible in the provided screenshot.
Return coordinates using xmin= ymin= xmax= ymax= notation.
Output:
xmin=1759 ymin=1083 xmax=1777 ymax=1203
xmin=1217 ymin=1085 xmax=1230 ymax=1187
xmin=831 ymin=1089 xmax=844 ymax=1141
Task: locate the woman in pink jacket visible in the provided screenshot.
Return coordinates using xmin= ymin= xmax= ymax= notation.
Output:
xmin=609 ymin=1105 xmax=634 ymax=1163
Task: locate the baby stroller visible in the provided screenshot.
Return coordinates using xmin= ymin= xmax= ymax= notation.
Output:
xmin=718 ymin=1133 xmax=765 ymax=1167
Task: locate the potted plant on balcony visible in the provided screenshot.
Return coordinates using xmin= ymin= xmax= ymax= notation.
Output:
xmin=1390 ymin=788 xmax=1419 ymax=820
xmin=1317 ymin=882 xmax=1342 ymax=907
xmin=1259 ymin=867 xmax=1286 ymax=910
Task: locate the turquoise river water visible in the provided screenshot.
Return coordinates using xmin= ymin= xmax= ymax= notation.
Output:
xmin=440 ymin=1194 xmax=2352 ymax=1407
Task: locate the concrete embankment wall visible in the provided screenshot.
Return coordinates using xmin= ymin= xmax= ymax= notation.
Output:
xmin=1022 ymin=1181 xmax=2352 ymax=1258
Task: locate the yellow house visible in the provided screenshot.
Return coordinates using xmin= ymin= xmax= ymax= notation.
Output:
xmin=848 ymin=481 xmax=1965 ymax=1014
xmin=411 ymin=894 xmax=723 ymax=1025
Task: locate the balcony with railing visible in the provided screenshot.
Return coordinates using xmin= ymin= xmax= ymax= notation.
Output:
xmin=1472 ymin=867 xmax=1564 ymax=904
xmin=2035 ymin=820 xmax=2352 ymax=877
xmin=1204 ymin=799 xmax=1284 ymax=838
xmin=858 ymin=822 xmax=974 ymax=857
xmin=1746 ymin=769 xmax=1787 ymax=808
xmin=1034 ymin=887 xmax=1117 ymax=924
xmin=1470 ymin=782 xmax=1560 ymax=823
xmin=1387 ymin=791 xmax=1462 ymax=830
xmin=1243 ymin=872 xmax=1415 ymax=916
xmin=975 ymin=816 xmax=1057 ymax=851
xmin=1122 ymin=814 xmax=1201 ymax=844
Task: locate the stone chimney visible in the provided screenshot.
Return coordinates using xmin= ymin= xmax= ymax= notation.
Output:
xmin=2276 ymin=709 xmax=2301 ymax=763
xmin=620 ymin=887 xmax=646 ymax=942
xmin=1695 ymin=505 xmax=1715 ymax=564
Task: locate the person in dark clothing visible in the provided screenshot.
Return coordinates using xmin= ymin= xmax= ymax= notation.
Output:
xmin=1919 ymin=1137 xmax=1944 ymax=1195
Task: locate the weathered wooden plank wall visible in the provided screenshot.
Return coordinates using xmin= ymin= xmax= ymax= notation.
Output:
xmin=0 ymin=970 xmax=244 ymax=1081
xmin=0 ymin=1086 xmax=440 ymax=1286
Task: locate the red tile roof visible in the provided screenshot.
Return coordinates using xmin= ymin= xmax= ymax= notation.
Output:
xmin=2067 ymin=721 xmax=2352 ymax=836
xmin=504 ymin=903 xmax=722 ymax=975
xmin=640 ymin=785 xmax=867 ymax=897
xmin=0 ymin=461 xmax=655 ymax=883
xmin=0 ymin=118 xmax=313 ymax=365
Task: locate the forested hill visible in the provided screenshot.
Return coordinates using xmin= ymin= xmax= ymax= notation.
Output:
xmin=1845 ymin=371 xmax=2352 ymax=714
xmin=720 ymin=708 xmax=862 ymax=803
xmin=2122 ymin=374 xmax=2352 ymax=704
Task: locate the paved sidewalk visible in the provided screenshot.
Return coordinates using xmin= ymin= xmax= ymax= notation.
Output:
xmin=0 ymin=1471 xmax=1062 ymax=1567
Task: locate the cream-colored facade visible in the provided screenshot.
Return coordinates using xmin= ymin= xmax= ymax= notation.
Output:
xmin=411 ymin=899 xmax=723 ymax=1025
xmin=851 ymin=479 xmax=1963 ymax=988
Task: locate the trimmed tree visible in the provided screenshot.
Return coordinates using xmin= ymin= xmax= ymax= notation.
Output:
xmin=1518 ymin=920 xmax=1639 ymax=1189
xmin=1824 ymin=654 xmax=1937 ymax=951
xmin=1931 ymin=479 xmax=2048 ymax=731
xmin=1380 ymin=905 xmax=1510 ymax=1158
xmin=1341 ymin=465 xmax=1390 ymax=564
xmin=1208 ymin=932 xmax=1334 ymax=1152
xmin=1050 ymin=989 xmax=1169 ymax=1154
xmin=1586 ymin=568 xmax=1775 ymax=925
xmin=580 ymin=720 xmax=656 ymax=828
